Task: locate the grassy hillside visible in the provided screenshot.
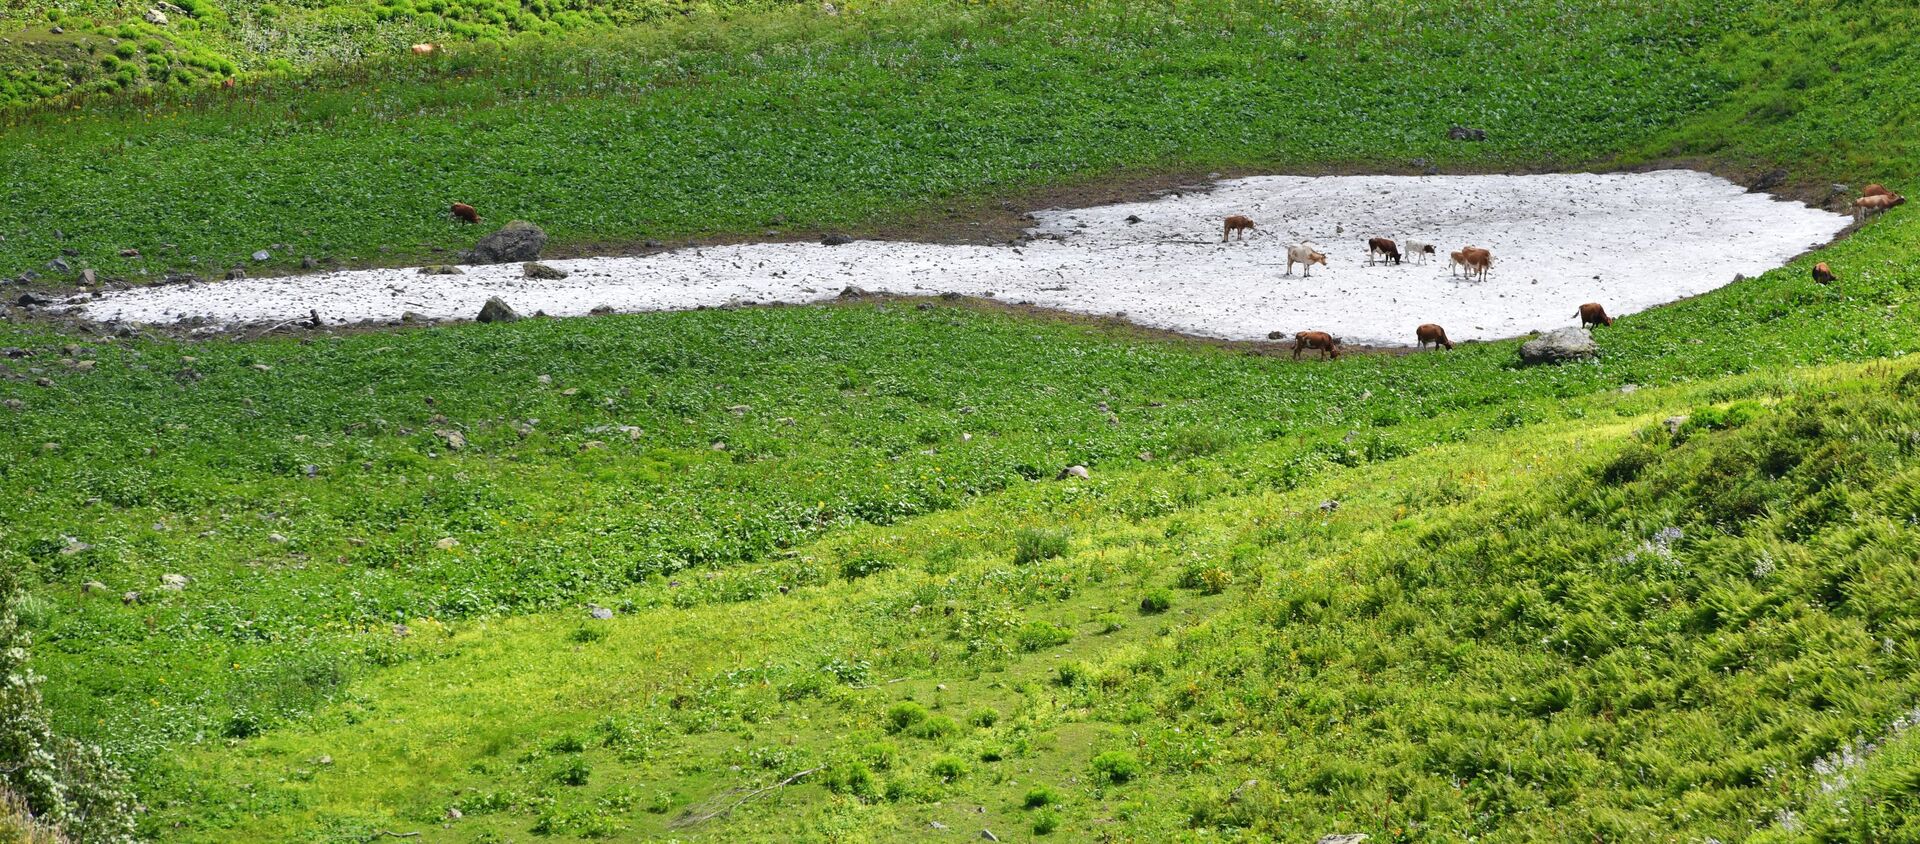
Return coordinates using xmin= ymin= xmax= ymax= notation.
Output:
xmin=4 ymin=0 xmax=1920 ymax=840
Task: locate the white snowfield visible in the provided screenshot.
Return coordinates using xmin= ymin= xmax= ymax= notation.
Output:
xmin=81 ymin=170 xmax=1850 ymax=346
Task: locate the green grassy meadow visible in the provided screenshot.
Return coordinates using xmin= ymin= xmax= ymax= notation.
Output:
xmin=3 ymin=0 xmax=1920 ymax=841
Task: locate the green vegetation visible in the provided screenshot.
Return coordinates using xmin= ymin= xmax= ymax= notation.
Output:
xmin=3 ymin=0 xmax=1920 ymax=840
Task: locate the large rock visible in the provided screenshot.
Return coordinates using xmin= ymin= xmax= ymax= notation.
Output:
xmin=476 ymin=297 xmax=520 ymax=323
xmin=468 ymin=221 xmax=548 ymax=264
xmin=1519 ymin=327 xmax=1598 ymax=364
xmin=523 ymin=262 xmax=569 ymax=280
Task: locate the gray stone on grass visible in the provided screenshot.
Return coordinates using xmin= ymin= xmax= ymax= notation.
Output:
xmin=1518 ymin=327 xmax=1597 ymax=364
xmin=468 ymin=220 xmax=548 ymax=264
xmin=477 ymin=297 xmax=520 ymax=323
xmin=418 ymin=264 xmax=464 ymax=275
xmin=523 ymin=262 xmax=569 ymax=280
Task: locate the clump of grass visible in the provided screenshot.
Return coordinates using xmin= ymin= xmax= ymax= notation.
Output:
xmin=1091 ymin=750 xmax=1142 ymax=785
xmin=1024 ymin=785 xmax=1059 ymax=808
xmin=884 ymin=702 xmax=928 ymax=735
xmin=1138 ymin=589 xmax=1172 ymax=615
xmin=1013 ymin=528 xmax=1071 ymax=565
xmin=1015 ymin=620 xmax=1073 ymax=652
xmin=929 ymin=755 xmax=967 ymax=782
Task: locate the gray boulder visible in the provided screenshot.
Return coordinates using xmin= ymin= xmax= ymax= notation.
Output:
xmin=418 ymin=265 xmax=465 ymax=275
xmin=469 ymin=221 xmax=548 ymax=264
xmin=1519 ymin=327 xmax=1597 ymax=364
xmin=1447 ymin=125 xmax=1487 ymax=141
xmin=523 ymin=262 xmax=569 ymax=280
xmin=476 ymin=296 xmax=520 ymax=323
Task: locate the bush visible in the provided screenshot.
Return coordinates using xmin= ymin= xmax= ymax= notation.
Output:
xmin=1091 ymin=750 xmax=1142 ymax=785
xmin=1139 ymin=589 xmax=1172 ymax=614
xmin=1024 ymin=785 xmax=1059 ymax=808
xmin=1016 ymin=620 xmax=1074 ymax=652
xmin=861 ymin=741 xmax=900 ymax=771
xmin=824 ymin=762 xmax=878 ymax=800
xmin=840 ymin=551 xmax=897 ymax=580
xmin=555 ymin=759 xmax=591 ymax=786
xmin=1013 ymin=528 xmax=1071 ymax=564
xmin=930 ymin=755 xmax=967 ymax=782
xmin=884 ymin=702 xmax=928 ymax=734
xmin=1033 ymin=809 xmax=1060 ymax=835
xmin=909 ymin=715 xmax=959 ymax=740
xmin=969 ymin=708 xmax=1000 ymax=728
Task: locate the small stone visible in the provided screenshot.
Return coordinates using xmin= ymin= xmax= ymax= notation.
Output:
xmin=160 ymin=573 xmax=189 ymax=591
xmin=268 ymin=532 xmax=289 ymax=544
xmin=476 ymin=297 xmax=520 ymax=323
xmin=300 ymin=256 xmax=319 ymax=270
xmin=119 ymin=248 xmax=141 ymax=258
xmin=418 ymin=264 xmax=464 ymax=275
xmin=1319 ymin=499 xmax=1340 ymax=513
xmin=1315 ymin=836 xmax=1369 ymax=844
xmin=961 ymin=432 xmax=973 ymax=442
xmin=82 ymin=580 xmax=110 ymax=595
xmin=727 ymin=404 xmax=751 ymax=416
xmin=436 ymin=429 xmax=466 ymax=450
xmin=1125 ymin=214 xmax=1142 ymax=224
xmin=1057 ymin=465 xmax=1089 ymax=480
xmin=929 ymin=821 xmax=947 ymax=830
xmin=837 ymin=285 xmax=870 ymax=299
xmin=145 ymin=8 xmax=168 ymax=24
xmin=589 ymin=305 xmax=614 ymax=315
xmin=122 ymin=591 xmax=140 ymax=605
xmin=589 ymin=605 xmax=614 ymax=620
xmin=522 ymin=262 xmax=568 ymax=280
xmin=225 ymin=267 xmax=246 ymax=280
xmin=446 ymin=807 xmax=462 ymax=821
xmin=251 ymin=250 xmax=271 ymax=262
xmin=48 ymin=258 xmax=71 ymax=273
xmin=711 ymin=441 xmax=727 ymax=451
xmin=581 ymin=440 xmax=606 ymax=450
xmin=435 ymin=537 xmax=459 ymax=550
xmin=2 ymin=399 xmax=20 ymax=411
xmin=980 ymin=831 xmax=998 ymax=842
xmin=1664 ymin=415 xmax=1690 ymax=435
xmin=253 ymin=363 xmax=272 ymax=372
xmin=821 ymin=233 xmax=853 ymax=246
xmin=317 ymin=755 xmax=333 ymax=766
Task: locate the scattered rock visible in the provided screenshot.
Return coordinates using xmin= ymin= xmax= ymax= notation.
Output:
xmin=643 ymin=239 xmax=664 ymax=249
xmin=1750 ymin=168 xmax=1789 ymax=192
xmin=589 ymin=605 xmax=614 ymax=620
xmin=1446 ymin=125 xmax=1487 ymax=141
xmin=122 ymin=591 xmax=140 ymax=605
xmin=119 ymin=248 xmax=141 ymax=258
xmin=821 ymin=233 xmax=853 ymax=246
xmin=160 ymin=573 xmax=189 ymax=591
xmin=446 ymin=807 xmax=462 ymax=821
xmin=589 ymin=305 xmax=614 ymax=315
xmin=268 ymin=533 xmax=288 ymax=544
xmin=17 ymin=292 xmax=52 ymax=307
xmin=48 ymin=258 xmax=71 ymax=273
xmin=82 ymin=580 xmax=110 ymax=595
xmin=1518 ymin=327 xmax=1598 ymax=365
xmin=1319 ymin=499 xmax=1340 ymax=513
xmin=436 ymin=429 xmax=466 ymax=450
xmin=727 ymin=404 xmax=751 ymax=416
xmin=252 ymin=363 xmax=272 ymax=372
xmin=581 ymin=440 xmax=606 ymax=450
xmin=476 ymin=296 xmax=520 ymax=323
xmin=711 ymin=441 xmax=727 ymax=451
xmin=1125 ymin=214 xmax=1142 ymax=224
xmin=929 ymin=821 xmax=948 ymax=830
xmin=1266 ymin=330 xmax=1287 ymax=340
xmin=1057 ymin=465 xmax=1089 ymax=480
xmin=251 ymin=249 xmax=271 ymax=262
xmin=419 ymin=264 xmax=464 ymax=275
xmin=838 ymin=285 xmax=870 ymax=299
xmin=145 ymin=8 xmax=168 ymax=24
xmin=523 ymin=262 xmax=569 ymax=280
xmin=435 ymin=537 xmax=459 ymax=550
xmin=300 ymin=256 xmax=319 ymax=270
xmin=980 ymin=831 xmax=999 ymax=842
xmin=1618 ymin=384 xmax=1640 ymax=394
xmin=49 ymin=25 xmax=63 ymax=34
xmin=1315 ymin=836 xmax=1369 ymax=844
xmin=469 ymin=220 xmax=548 ymax=264
xmin=1664 ymin=415 xmax=1690 ymax=435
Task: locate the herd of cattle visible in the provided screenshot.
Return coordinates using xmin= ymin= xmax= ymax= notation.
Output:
xmin=1222 ymin=182 xmax=1904 ymax=360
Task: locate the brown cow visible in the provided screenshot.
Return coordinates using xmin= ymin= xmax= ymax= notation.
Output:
xmin=1812 ymin=262 xmax=1837 ymax=284
xmin=1415 ymin=323 xmax=1453 ymax=351
xmin=1862 ymin=184 xmax=1892 ymax=198
xmin=1222 ymin=215 xmax=1255 ymax=242
xmin=1577 ymin=302 xmax=1612 ymax=328
xmin=1455 ymin=246 xmax=1492 ymax=282
xmin=411 ymin=43 xmax=438 ymax=56
xmin=1367 ymin=237 xmax=1401 ymax=266
xmin=1293 ymin=331 xmax=1340 ymax=360
xmin=1855 ymin=193 xmax=1906 ymax=221
xmin=451 ymin=202 xmax=481 ymax=224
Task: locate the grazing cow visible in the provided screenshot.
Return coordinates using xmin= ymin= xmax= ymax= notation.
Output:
xmin=1577 ymin=302 xmax=1613 ymax=328
xmin=1403 ymin=240 xmax=1437 ymax=265
xmin=1415 ymin=323 xmax=1453 ymax=351
xmin=1367 ymin=237 xmax=1401 ymax=266
xmin=1285 ymin=243 xmax=1328 ymax=277
xmin=451 ymin=202 xmax=481 ymax=224
xmin=1222 ymin=215 xmax=1256 ymax=242
xmin=1293 ymin=331 xmax=1340 ymax=360
xmin=1862 ymin=184 xmax=1892 ymax=198
xmin=1855 ymin=193 xmax=1906 ymax=221
xmin=1455 ymin=246 xmax=1492 ymax=282
xmin=411 ymin=43 xmax=438 ymax=56
xmin=1812 ymin=262 xmax=1837 ymax=284
xmin=220 ymin=78 xmax=236 ymax=90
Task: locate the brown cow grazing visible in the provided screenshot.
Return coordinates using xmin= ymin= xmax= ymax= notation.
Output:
xmin=1812 ymin=262 xmax=1837 ymax=284
xmin=1293 ymin=331 xmax=1340 ymax=360
xmin=1855 ymin=193 xmax=1906 ymax=221
xmin=1577 ymin=302 xmax=1613 ymax=328
xmin=1455 ymin=246 xmax=1492 ymax=282
xmin=1862 ymin=184 xmax=1892 ymax=198
xmin=1415 ymin=323 xmax=1453 ymax=351
xmin=451 ymin=202 xmax=481 ymax=224
xmin=411 ymin=43 xmax=438 ymax=56
xmin=1222 ymin=215 xmax=1255 ymax=242
xmin=1367 ymin=237 xmax=1401 ymax=266
xmin=220 ymin=78 xmax=236 ymax=90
